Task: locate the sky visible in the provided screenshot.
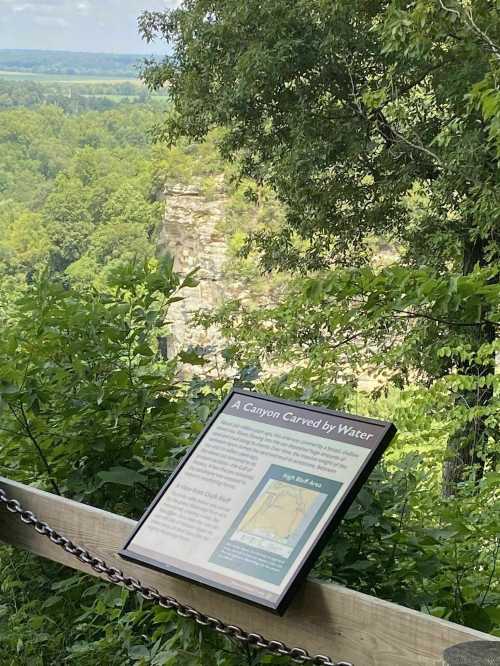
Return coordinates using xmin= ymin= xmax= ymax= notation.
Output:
xmin=0 ymin=0 xmax=180 ymax=54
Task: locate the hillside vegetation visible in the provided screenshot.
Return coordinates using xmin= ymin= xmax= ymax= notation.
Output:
xmin=0 ymin=5 xmax=499 ymax=663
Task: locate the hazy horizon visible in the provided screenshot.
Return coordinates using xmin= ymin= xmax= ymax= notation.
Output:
xmin=0 ymin=47 xmax=152 ymax=57
xmin=0 ymin=1 xmax=179 ymax=54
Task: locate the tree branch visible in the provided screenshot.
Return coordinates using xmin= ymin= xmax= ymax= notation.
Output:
xmin=389 ymin=307 xmax=500 ymax=329
xmin=8 ymin=402 xmax=61 ymax=496
xmin=438 ymin=0 xmax=500 ymax=61
xmin=345 ymin=296 xmax=499 ymax=330
xmin=380 ymin=61 xmax=449 ymax=109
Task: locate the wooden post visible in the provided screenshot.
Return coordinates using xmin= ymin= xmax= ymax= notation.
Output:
xmin=443 ymin=641 xmax=500 ymax=665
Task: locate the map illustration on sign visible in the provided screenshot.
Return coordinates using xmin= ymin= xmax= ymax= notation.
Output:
xmin=210 ymin=465 xmax=342 ymax=584
xmin=233 ymin=479 xmax=327 ymax=558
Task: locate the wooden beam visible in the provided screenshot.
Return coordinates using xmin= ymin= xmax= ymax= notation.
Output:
xmin=0 ymin=476 xmax=495 ymax=666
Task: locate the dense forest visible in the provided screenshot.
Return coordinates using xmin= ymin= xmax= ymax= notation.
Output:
xmin=0 ymin=1 xmax=499 ymax=664
xmin=0 ymin=76 xmax=284 ymax=666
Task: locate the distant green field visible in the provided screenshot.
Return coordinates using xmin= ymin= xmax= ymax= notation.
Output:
xmin=0 ymin=70 xmax=138 ymax=83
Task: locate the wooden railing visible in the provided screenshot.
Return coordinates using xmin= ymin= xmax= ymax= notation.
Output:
xmin=0 ymin=476 xmax=497 ymax=666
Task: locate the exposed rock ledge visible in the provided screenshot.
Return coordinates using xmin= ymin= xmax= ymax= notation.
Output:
xmin=158 ymin=180 xmax=246 ymax=362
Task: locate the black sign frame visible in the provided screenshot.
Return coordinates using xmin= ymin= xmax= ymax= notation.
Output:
xmin=120 ymin=388 xmax=397 ymax=614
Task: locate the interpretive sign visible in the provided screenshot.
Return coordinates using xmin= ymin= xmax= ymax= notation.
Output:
xmin=120 ymin=389 xmax=396 ymax=613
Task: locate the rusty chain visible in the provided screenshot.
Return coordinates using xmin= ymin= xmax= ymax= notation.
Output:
xmin=0 ymin=487 xmax=353 ymax=666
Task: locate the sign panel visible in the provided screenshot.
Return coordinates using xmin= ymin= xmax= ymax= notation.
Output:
xmin=120 ymin=389 xmax=396 ymax=613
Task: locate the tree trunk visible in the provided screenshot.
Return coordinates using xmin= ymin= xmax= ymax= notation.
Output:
xmin=441 ymin=238 xmax=497 ymax=496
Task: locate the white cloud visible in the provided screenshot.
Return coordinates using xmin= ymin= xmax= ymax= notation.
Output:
xmin=33 ymin=15 xmax=69 ymax=27
xmin=9 ymin=1 xmax=59 ymax=13
xmin=0 ymin=0 xmax=176 ymax=53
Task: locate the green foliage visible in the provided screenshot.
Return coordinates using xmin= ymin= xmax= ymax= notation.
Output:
xmin=0 ymin=80 xmax=290 ymax=665
xmin=0 ymin=550 xmax=271 ymax=665
xmin=1 ymin=16 xmax=500 ymax=662
xmin=0 ymin=261 xmax=283 ymax=665
xmin=143 ymin=0 xmax=499 ymax=510
xmin=315 ymin=388 xmax=499 ymax=633
xmin=0 ymin=258 xmax=190 ymax=506
xmin=140 ymin=0 xmax=498 ymax=271
xmin=0 ymin=99 xmax=224 ymax=291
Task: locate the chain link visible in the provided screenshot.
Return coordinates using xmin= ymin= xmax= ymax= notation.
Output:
xmin=0 ymin=487 xmax=353 ymax=665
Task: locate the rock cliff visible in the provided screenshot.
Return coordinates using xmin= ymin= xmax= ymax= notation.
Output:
xmin=158 ymin=181 xmax=377 ymax=389
xmin=158 ymin=181 xmax=246 ymax=361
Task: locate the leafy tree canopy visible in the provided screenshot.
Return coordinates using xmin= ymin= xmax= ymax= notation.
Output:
xmin=140 ymin=0 xmax=499 ymax=272
xmin=140 ymin=0 xmax=500 ymax=494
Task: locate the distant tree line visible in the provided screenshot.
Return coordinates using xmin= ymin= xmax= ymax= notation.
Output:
xmin=0 ymin=80 xmax=167 ymax=113
xmin=0 ymin=49 xmax=141 ymax=77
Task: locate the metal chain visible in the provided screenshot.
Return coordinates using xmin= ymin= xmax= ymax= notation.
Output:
xmin=0 ymin=487 xmax=353 ymax=666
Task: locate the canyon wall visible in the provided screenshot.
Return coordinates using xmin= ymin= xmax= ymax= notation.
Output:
xmin=158 ymin=182 xmax=248 ymax=361
xmin=158 ymin=181 xmax=377 ymax=389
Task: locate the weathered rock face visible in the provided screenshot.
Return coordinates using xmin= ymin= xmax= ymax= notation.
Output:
xmin=158 ymin=181 xmax=378 ymax=389
xmin=158 ymin=182 xmax=242 ymax=360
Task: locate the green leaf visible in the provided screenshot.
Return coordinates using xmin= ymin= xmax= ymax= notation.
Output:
xmin=97 ymin=467 xmax=147 ymax=487
xmin=0 ymin=381 xmax=18 ymax=395
xmin=128 ymin=645 xmax=150 ymax=660
xmin=485 ymin=607 xmax=500 ymax=624
xmin=135 ymin=343 xmax=154 ymax=357
xmin=178 ymin=350 xmax=208 ymax=365
xmin=462 ymin=603 xmax=493 ymax=633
